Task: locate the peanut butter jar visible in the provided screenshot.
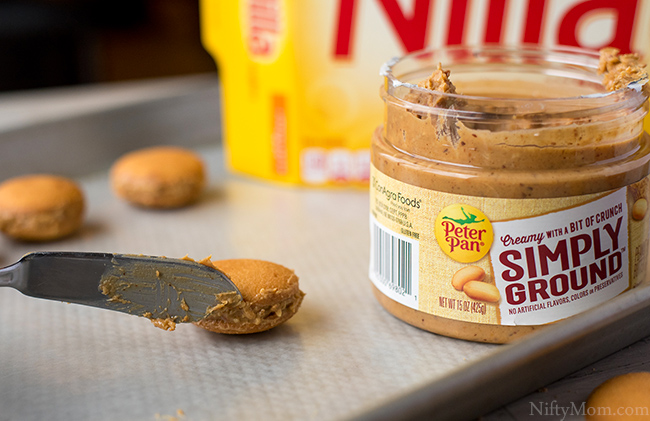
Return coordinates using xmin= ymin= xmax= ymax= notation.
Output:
xmin=369 ymin=46 xmax=650 ymax=343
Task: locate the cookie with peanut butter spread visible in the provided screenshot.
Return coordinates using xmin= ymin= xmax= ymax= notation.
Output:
xmin=0 ymin=174 xmax=85 ymax=241
xmin=194 ymin=259 xmax=305 ymax=334
xmin=110 ymin=146 xmax=205 ymax=208
xmin=586 ymin=372 xmax=650 ymax=420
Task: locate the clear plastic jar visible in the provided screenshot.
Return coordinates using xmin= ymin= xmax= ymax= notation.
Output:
xmin=369 ymin=45 xmax=650 ymax=343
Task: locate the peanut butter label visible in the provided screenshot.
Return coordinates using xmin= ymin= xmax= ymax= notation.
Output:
xmin=490 ymin=188 xmax=628 ymax=325
xmin=369 ymin=165 xmax=649 ymax=326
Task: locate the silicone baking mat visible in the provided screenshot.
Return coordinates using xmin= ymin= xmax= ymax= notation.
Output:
xmin=0 ymin=78 xmax=648 ymax=421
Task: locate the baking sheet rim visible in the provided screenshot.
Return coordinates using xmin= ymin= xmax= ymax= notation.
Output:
xmin=352 ymin=281 xmax=650 ymax=420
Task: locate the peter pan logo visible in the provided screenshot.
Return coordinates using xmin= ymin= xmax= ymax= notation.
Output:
xmin=435 ymin=204 xmax=494 ymax=263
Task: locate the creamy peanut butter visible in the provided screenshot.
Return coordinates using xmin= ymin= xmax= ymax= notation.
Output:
xmin=143 ymin=312 xmax=178 ymax=331
xmin=98 ymin=254 xmax=240 ymax=330
xmin=411 ymin=63 xmax=459 ymax=107
xmin=370 ymin=46 xmax=650 ymax=343
xmin=98 ymin=254 xmax=304 ymax=334
xmin=195 ymin=259 xmax=305 ymax=334
xmin=204 ymin=290 xmax=299 ymax=327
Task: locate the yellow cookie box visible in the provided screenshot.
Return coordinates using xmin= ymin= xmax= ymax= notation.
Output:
xmin=200 ymin=0 xmax=650 ymax=186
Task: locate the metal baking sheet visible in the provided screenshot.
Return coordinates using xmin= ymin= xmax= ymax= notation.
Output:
xmin=0 ymin=76 xmax=648 ymax=421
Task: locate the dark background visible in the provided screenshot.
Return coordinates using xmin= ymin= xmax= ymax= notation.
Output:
xmin=0 ymin=0 xmax=217 ymax=92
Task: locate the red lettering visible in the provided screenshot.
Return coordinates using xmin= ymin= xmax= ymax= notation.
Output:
xmin=570 ymin=266 xmax=589 ymax=290
xmin=248 ymin=0 xmax=280 ymax=56
xmin=550 ymin=274 xmax=569 ymax=296
xmin=529 ymin=279 xmax=551 ymax=302
xmin=569 ymin=234 xmax=592 ymax=268
xmin=447 ymin=0 xmax=469 ymax=45
xmin=558 ymin=0 xmax=639 ymax=53
xmin=506 ymin=283 xmax=526 ymax=305
xmin=485 ymin=0 xmax=507 ymax=43
xmin=334 ymin=0 xmax=357 ymax=57
xmin=608 ymin=251 xmax=622 ymax=275
xmin=592 ymin=228 xmax=609 ymax=259
xmin=523 ymin=0 xmax=548 ymax=44
xmin=539 ymin=240 xmax=570 ymax=276
xmin=333 ymin=0 xmax=644 ymax=63
xmin=442 ymin=220 xmax=456 ymax=237
xmin=603 ymin=216 xmax=623 ymax=250
xmin=589 ymin=258 xmax=608 ymax=283
xmin=377 ymin=0 xmax=433 ymax=52
xmin=525 ymin=247 xmax=538 ymax=278
xmin=499 ymin=250 xmax=525 ymax=282
xmin=249 ymin=35 xmax=270 ymax=56
xmin=447 ymin=236 xmax=460 ymax=252
xmin=335 ymin=0 xmax=434 ymax=57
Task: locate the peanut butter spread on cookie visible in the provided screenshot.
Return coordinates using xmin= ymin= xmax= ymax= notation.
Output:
xmin=204 ymin=290 xmax=298 ymax=328
xmin=98 ymin=255 xmax=303 ymax=334
xmin=97 ymin=254 xmax=237 ymax=331
xmin=195 ymin=259 xmax=305 ymax=334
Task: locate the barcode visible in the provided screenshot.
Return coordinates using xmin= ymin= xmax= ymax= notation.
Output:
xmin=370 ymin=217 xmax=418 ymax=304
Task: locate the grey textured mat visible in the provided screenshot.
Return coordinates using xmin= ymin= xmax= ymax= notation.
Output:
xmin=0 ymin=77 xmax=648 ymax=421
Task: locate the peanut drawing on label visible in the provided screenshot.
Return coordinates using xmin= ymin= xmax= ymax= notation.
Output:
xmin=632 ymin=198 xmax=647 ymax=220
xmin=451 ymin=266 xmax=500 ymax=303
